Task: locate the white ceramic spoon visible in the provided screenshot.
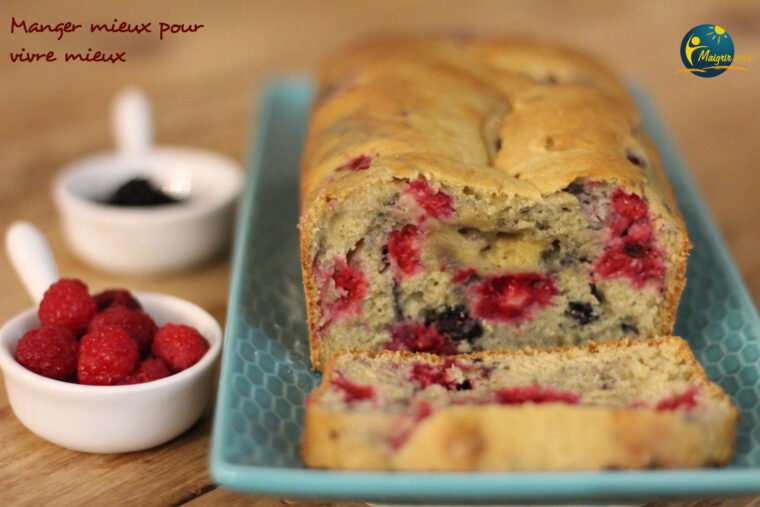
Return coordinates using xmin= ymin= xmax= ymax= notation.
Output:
xmin=5 ymin=221 xmax=59 ymax=304
xmin=112 ymin=87 xmax=154 ymax=156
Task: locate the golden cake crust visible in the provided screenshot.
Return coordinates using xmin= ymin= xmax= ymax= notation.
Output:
xmin=300 ymin=37 xmax=691 ymax=370
xmin=300 ymin=37 xmax=678 ymax=204
xmin=302 ymin=337 xmax=738 ymax=470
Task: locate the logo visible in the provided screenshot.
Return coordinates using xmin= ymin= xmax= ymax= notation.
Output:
xmin=678 ymin=24 xmax=748 ymax=77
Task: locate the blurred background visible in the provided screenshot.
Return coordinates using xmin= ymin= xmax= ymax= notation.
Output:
xmin=2 ymin=0 xmax=759 ymax=315
xmin=2 ymin=1 xmax=759 ymax=504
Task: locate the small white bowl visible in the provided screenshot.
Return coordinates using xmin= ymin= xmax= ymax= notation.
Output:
xmin=0 ymin=292 xmax=222 ymax=453
xmin=54 ymin=147 xmax=242 ymax=274
xmin=52 ymin=87 xmax=243 ymax=274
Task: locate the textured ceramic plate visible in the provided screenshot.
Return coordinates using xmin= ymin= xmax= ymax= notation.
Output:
xmin=209 ymin=77 xmax=760 ymax=503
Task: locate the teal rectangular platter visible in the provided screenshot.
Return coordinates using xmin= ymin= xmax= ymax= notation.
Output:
xmin=209 ymin=77 xmax=760 ymax=503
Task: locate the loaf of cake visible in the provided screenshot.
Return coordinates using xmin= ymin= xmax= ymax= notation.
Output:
xmin=299 ymin=38 xmax=691 ymax=370
xmin=302 ymin=337 xmax=737 ymax=470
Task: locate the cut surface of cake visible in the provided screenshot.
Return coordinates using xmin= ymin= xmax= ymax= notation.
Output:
xmin=302 ymin=337 xmax=737 ymax=470
xmin=299 ymin=38 xmax=691 ymax=370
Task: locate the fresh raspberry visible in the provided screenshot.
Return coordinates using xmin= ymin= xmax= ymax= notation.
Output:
xmin=469 ymin=273 xmax=557 ymax=324
xmin=386 ymin=322 xmax=458 ymax=355
xmin=594 ymin=241 xmax=666 ymax=288
xmin=38 ymin=279 xmax=97 ymax=336
xmin=496 ymin=385 xmax=580 ymax=405
xmin=625 ymin=220 xmax=654 ymax=243
xmin=88 ymin=306 xmax=157 ymax=357
xmin=452 ymin=267 xmax=477 ymax=283
xmin=606 ymin=190 xmax=649 ymax=237
xmin=120 ymin=357 xmax=171 ymax=385
xmin=387 ymin=225 xmax=422 ymax=277
xmin=656 ymin=386 xmax=699 ymax=411
xmin=331 ymin=260 xmax=367 ymax=312
xmin=152 ymin=324 xmax=210 ymax=373
xmin=611 ymin=189 xmax=648 ymax=224
xmin=14 ymin=326 xmax=78 ymax=380
xmin=594 ymin=189 xmax=665 ymax=288
xmin=78 ymin=326 xmax=139 ymax=385
xmin=93 ymin=289 xmax=142 ymax=311
xmin=316 ymin=258 xmax=368 ymax=331
xmin=332 ymin=371 xmax=374 ymax=402
xmin=408 ymin=361 xmax=458 ymax=390
xmin=345 ymin=155 xmax=372 ymax=171
xmin=403 ymin=179 xmax=454 ymax=219
xmin=319 ymin=258 xmax=367 ymax=328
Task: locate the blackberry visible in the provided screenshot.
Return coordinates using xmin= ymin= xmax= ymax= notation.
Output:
xmin=391 ymin=282 xmax=404 ymax=321
xmin=621 ymin=320 xmax=639 ymax=335
xmin=106 ymin=177 xmax=181 ymax=206
xmin=623 ymin=241 xmax=645 ymax=258
xmin=456 ymin=380 xmax=473 ymax=391
xmin=625 ymin=149 xmax=647 ymax=168
xmin=565 ymin=301 xmax=598 ymax=325
xmin=380 ymin=245 xmax=390 ymax=272
xmin=425 ymin=305 xmax=483 ymax=342
xmin=562 ymin=181 xmax=586 ymax=195
xmin=589 ymin=283 xmax=604 ymax=303
xmin=540 ymin=239 xmax=561 ymax=264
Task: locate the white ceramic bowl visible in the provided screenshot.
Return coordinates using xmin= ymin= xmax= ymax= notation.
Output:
xmin=0 ymin=292 xmax=222 ymax=453
xmin=53 ymin=147 xmax=243 ymax=274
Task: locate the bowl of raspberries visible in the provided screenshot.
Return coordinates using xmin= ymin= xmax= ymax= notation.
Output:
xmin=0 ymin=271 xmax=222 ymax=452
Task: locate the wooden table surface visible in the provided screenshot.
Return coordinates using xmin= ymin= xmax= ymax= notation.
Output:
xmin=2 ymin=1 xmax=759 ymax=505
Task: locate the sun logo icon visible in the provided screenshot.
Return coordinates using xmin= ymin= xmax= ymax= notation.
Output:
xmin=679 ymin=24 xmax=736 ymax=78
xmin=706 ymin=25 xmax=729 ymax=45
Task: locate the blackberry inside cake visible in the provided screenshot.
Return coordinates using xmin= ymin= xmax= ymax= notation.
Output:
xmin=302 ymin=337 xmax=737 ymax=470
xmin=300 ymin=38 xmax=691 ymax=370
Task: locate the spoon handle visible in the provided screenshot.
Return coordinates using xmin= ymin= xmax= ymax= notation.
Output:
xmin=5 ymin=222 xmax=60 ymax=305
xmin=112 ymin=87 xmax=154 ymax=156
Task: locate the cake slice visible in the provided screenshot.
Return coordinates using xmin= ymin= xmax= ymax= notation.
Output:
xmin=300 ymin=38 xmax=691 ymax=370
xmin=303 ymin=337 xmax=737 ymax=470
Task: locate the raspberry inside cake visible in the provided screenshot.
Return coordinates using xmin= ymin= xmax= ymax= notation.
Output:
xmin=316 ymin=339 xmax=721 ymax=424
xmin=303 ymin=338 xmax=737 ymax=470
xmin=303 ymin=176 xmax=687 ymax=369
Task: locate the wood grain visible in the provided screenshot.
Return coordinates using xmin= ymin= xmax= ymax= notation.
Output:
xmin=1 ymin=0 xmax=758 ymax=505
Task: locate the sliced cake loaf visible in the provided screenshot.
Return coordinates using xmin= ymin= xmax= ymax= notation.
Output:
xmin=300 ymin=38 xmax=691 ymax=370
xmin=303 ymin=337 xmax=737 ymax=470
